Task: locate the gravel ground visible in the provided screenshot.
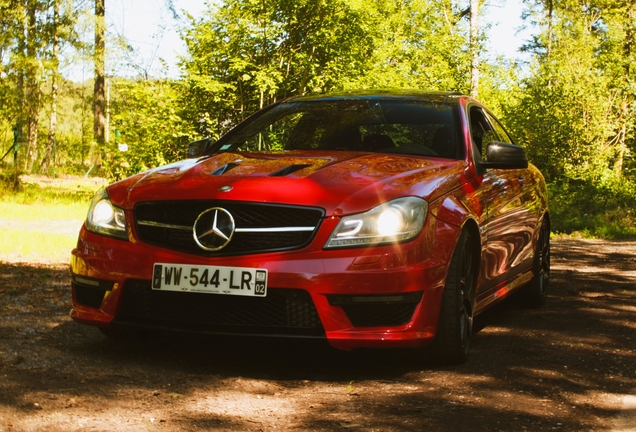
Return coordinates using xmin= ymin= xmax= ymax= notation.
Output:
xmin=0 ymin=238 xmax=635 ymax=431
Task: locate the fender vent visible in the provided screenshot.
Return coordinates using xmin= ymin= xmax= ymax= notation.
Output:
xmin=211 ymin=163 xmax=239 ymax=176
xmin=269 ymin=164 xmax=311 ymax=177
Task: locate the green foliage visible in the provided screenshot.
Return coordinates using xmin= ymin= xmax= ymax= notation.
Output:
xmin=39 ymin=78 xmax=94 ymax=175
xmin=0 ymin=0 xmax=634 ymax=239
xmin=179 ymin=0 xmax=376 ymax=137
xmin=549 ymin=176 xmax=636 ymax=238
xmin=178 ymin=0 xmax=478 ymax=139
xmin=105 ymin=78 xmax=196 ymax=180
xmin=497 ymin=0 xmax=636 ymax=237
xmin=0 ymin=0 xmax=84 ymax=173
xmin=352 ymin=0 xmax=470 ymax=92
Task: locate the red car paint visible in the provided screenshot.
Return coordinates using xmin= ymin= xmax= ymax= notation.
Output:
xmin=70 ymin=92 xmax=549 ymax=356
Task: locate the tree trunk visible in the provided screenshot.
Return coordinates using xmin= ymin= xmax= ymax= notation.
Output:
xmin=624 ymin=0 xmax=634 ymax=76
xmin=546 ymin=0 xmax=553 ymax=59
xmin=469 ymin=0 xmax=479 ymax=98
xmin=15 ymin=2 xmax=26 ymax=176
xmin=40 ymin=2 xmax=59 ymax=175
xmin=93 ymin=0 xmax=106 ymax=163
xmin=24 ymin=2 xmax=39 ymax=172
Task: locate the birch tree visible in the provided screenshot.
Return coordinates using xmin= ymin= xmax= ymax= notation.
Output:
xmin=93 ymin=0 xmax=105 ymax=161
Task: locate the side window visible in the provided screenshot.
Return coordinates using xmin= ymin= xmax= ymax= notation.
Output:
xmin=485 ymin=112 xmax=514 ymax=145
xmin=469 ymin=106 xmax=497 ymax=160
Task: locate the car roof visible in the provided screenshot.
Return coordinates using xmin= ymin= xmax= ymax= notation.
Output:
xmin=281 ymin=90 xmax=465 ymax=105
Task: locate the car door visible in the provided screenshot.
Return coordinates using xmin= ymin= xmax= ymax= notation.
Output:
xmin=469 ymin=105 xmax=536 ymax=301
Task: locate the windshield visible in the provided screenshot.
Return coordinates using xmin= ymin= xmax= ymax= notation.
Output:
xmin=212 ymin=100 xmax=460 ymax=159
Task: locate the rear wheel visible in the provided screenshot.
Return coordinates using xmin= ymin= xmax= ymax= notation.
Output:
xmin=526 ymin=218 xmax=550 ymax=306
xmin=423 ymin=230 xmax=476 ymax=365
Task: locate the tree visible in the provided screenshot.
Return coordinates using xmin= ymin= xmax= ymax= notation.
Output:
xmin=0 ymin=0 xmax=47 ymax=173
xmin=23 ymin=0 xmax=41 ymax=172
xmin=0 ymin=1 xmax=23 ymax=152
xmin=353 ymin=0 xmax=471 ymax=92
xmin=39 ymin=1 xmax=59 ymax=174
xmin=469 ymin=0 xmax=479 ymax=97
xmin=179 ymin=0 xmax=374 ymax=137
xmin=93 ymin=0 xmax=106 ymax=160
xmin=1 ymin=0 xmax=81 ymax=174
xmin=500 ymin=0 xmax=636 ymax=234
xmin=510 ymin=0 xmax=635 ymax=182
xmin=106 ymin=78 xmax=195 ymax=179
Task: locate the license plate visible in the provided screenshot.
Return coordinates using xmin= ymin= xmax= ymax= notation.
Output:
xmin=152 ymin=263 xmax=267 ymax=297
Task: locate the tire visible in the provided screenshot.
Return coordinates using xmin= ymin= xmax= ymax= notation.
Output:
xmin=423 ymin=230 xmax=476 ymax=365
xmin=526 ymin=218 xmax=550 ymax=307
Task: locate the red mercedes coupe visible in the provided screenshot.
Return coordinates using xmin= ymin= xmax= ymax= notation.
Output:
xmin=70 ymin=91 xmax=549 ymax=365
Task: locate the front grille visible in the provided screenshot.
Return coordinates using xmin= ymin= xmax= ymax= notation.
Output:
xmin=135 ymin=201 xmax=324 ymax=256
xmin=340 ymin=303 xmax=418 ymax=327
xmin=115 ymin=280 xmax=324 ymax=337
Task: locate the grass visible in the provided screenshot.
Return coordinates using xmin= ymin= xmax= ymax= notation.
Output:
xmin=0 ymin=229 xmax=80 ymax=263
xmin=0 ymin=174 xmax=103 ymax=205
xmin=0 ymin=201 xmax=89 ymax=220
xmin=0 ymin=173 xmax=105 ymax=263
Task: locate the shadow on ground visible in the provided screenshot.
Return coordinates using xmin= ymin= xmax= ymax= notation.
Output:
xmin=0 ymin=239 xmax=635 ymax=431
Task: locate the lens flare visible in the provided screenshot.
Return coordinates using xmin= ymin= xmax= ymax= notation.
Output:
xmin=93 ymin=200 xmax=114 ymax=224
xmin=377 ymin=208 xmax=403 ymax=235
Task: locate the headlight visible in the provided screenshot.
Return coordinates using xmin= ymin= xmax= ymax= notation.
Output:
xmin=85 ymin=189 xmax=128 ymax=240
xmin=325 ymin=197 xmax=428 ymax=248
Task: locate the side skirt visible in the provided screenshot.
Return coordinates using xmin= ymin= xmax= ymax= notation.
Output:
xmin=474 ymin=267 xmax=534 ymax=315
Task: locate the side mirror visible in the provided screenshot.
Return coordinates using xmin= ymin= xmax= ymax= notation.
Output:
xmin=187 ymin=138 xmax=212 ymax=158
xmin=481 ymin=142 xmax=528 ymax=169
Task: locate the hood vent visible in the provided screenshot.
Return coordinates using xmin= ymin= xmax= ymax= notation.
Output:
xmin=211 ymin=163 xmax=239 ymax=176
xmin=269 ymin=164 xmax=311 ymax=177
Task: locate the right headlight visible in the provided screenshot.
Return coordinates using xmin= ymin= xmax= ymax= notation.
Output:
xmin=85 ymin=189 xmax=128 ymax=240
xmin=324 ymin=197 xmax=428 ymax=248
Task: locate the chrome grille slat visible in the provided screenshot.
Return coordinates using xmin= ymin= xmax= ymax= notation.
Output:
xmin=137 ymin=221 xmax=315 ymax=233
xmin=138 ymin=220 xmax=192 ymax=230
xmin=235 ymin=227 xmax=315 ymax=233
xmin=134 ymin=201 xmax=324 ymax=256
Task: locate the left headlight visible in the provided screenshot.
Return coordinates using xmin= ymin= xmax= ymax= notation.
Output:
xmin=325 ymin=197 xmax=428 ymax=248
xmin=85 ymin=189 xmax=128 ymax=240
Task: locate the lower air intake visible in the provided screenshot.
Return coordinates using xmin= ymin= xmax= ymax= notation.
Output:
xmin=115 ymin=280 xmax=324 ymax=337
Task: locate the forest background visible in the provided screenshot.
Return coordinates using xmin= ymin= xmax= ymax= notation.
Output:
xmin=0 ymin=0 xmax=635 ymax=238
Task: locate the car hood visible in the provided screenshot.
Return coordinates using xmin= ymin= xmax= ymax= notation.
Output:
xmin=108 ymin=151 xmax=468 ymax=216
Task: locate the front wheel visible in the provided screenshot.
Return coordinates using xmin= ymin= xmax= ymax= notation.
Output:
xmin=423 ymin=230 xmax=476 ymax=365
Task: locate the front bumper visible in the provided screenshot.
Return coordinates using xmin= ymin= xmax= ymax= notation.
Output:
xmin=70 ymin=216 xmax=457 ymax=350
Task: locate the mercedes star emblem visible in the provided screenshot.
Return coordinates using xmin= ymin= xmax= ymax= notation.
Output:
xmin=193 ymin=207 xmax=235 ymax=251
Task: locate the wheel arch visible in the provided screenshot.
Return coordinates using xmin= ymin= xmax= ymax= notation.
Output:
xmin=460 ymin=218 xmax=481 ymax=315
xmin=541 ymin=211 xmax=551 ymax=232
xmin=535 ymin=210 xmax=551 ymax=251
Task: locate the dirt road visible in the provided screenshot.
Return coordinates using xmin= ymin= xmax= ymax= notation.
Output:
xmin=0 ymin=238 xmax=635 ymax=431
